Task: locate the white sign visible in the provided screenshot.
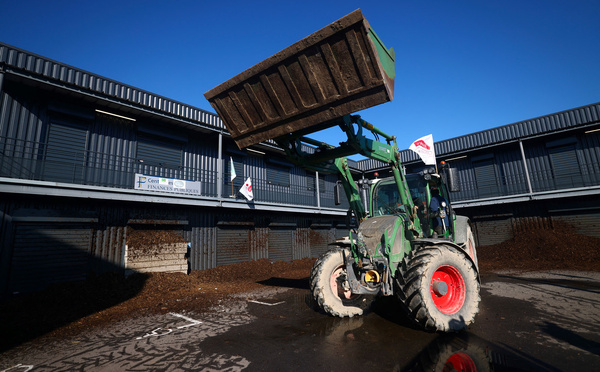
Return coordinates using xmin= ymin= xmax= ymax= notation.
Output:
xmin=135 ymin=174 xmax=201 ymax=195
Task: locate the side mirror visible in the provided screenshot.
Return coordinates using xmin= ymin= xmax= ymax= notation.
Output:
xmin=334 ymin=181 xmax=342 ymax=205
xmin=447 ymin=167 xmax=460 ymax=192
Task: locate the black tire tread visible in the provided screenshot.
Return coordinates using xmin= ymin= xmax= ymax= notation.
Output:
xmin=397 ymin=245 xmax=480 ymax=332
xmin=310 ymin=248 xmax=372 ymax=318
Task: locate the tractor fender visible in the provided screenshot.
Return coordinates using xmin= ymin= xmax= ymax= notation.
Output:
xmin=454 ymin=215 xmax=472 ymax=245
xmin=453 ymin=215 xmax=479 ymax=270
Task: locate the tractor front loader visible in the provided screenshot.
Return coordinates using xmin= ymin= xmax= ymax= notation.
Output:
xmin=205 ymin=9 xmax=480 ymax=332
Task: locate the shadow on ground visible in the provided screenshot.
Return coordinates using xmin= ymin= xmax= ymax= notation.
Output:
xmin=0 ymin=272 xmax=148 ymax=352
xmin=257 ymin=277 xmax=310 ymax=290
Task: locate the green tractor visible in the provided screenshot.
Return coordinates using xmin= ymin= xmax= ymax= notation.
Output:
xmin=205 ymin=9 xmax=480 ymax=331
xmin=277 ymin=114 xmax=480 ymax=332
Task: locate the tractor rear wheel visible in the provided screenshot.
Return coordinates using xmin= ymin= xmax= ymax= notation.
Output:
xmin=310 ymin=248 xmax=373 ymax=317
xmin=397 ymin=245 xmax=480 ymax=332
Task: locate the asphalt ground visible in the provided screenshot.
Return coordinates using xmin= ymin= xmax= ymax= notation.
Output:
xmin=1 ymin=270 xmax=599 ymax=372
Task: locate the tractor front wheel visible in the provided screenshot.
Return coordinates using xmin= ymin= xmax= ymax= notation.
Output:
xmin=397 ymin=245 xmax=480 ymax=332
xmin=310 ymin=248 xmax=373 ymax=317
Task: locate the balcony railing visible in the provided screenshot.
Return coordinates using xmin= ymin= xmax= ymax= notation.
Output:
xmin=3 ymin=136 xmax=598 ymax=206
xmin=450 ymin=164 xmax=600 ymax=202
xmin=0 ymin=136 xmax=349 ymax=209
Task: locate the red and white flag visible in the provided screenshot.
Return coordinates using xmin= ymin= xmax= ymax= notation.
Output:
xmin=409 ymin=134 xmax=436 ymax=165
xmin=239 ymin=177 xmax=254 ymax=201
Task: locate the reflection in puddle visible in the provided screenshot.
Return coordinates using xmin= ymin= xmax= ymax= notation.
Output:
xmin=402 ymin=333 xmax=549 ymax=372
xmin=403 ymin=333 xmax=491 ymax=372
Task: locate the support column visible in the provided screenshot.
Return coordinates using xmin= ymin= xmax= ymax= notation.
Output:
xmin=0 ymin=69 xmax=5 ymax=101
xmin=315 ymin=171 xmax=321 ymax=208
xmin=519 ymin=140 xmax=533 ymax=195
xmin=217 ymin=132 xmax=223 ymax=198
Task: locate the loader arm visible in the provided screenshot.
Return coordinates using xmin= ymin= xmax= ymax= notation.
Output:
xmin=275 ymin=114 xmax=419 ymax=232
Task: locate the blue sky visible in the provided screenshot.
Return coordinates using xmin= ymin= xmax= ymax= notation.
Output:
xmin=2 ymin=0 xmax=599 ymax=153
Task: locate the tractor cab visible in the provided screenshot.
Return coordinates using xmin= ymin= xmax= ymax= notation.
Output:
xmin=370 ymin=169 xmax=455 ymax=240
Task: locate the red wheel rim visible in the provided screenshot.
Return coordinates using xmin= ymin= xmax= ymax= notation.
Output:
xmin=430 ymin=265 xmax=465 ymax=314
xmin=446 ymin=352 xmax=477 ymax=371
xmin=330 ymin=266 xmax=351 ymax=300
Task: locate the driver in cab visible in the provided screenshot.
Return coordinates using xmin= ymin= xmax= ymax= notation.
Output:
xmin=429 ymin=187 xmax=449 ymax=238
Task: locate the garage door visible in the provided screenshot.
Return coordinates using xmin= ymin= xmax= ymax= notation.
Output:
xmin=269 ymin=228 xmax=293 ymax=262
xmin=216 ymin=226 xmax=250 ymax=266
xmin=8 ymin=222 xmax=92 ymax=293
xmin=310 ymin=227 xmax=332 ymax=258
xmin=552 ymin=211 xmax=600 ymax=238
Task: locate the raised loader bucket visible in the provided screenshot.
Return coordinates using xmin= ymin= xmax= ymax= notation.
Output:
xmin=204 ymin=9 xmax=395 ymax=149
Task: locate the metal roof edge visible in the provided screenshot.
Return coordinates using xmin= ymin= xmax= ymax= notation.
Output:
xmin=356 ymin=101 xmax=600 ymax=172
xmin=0 ymin=41 xmax=223 ymax=130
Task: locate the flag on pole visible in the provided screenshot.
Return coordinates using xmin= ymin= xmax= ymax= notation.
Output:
xmin=409 ymin=134 xmax=436 ymax=165
xmin=230 ymin=157 xmax=237 ymax=181
xmin=239 ymin=177 xmax=254 ymax=201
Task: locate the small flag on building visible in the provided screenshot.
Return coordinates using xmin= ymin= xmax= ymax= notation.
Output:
xmin=409 ymin=134 xmax=436 ymax=165
xmin=230 ymin=157 xmax=237 ymax=181
xmin=229 ymin=157 xmax=237 ymax=197
xmin=239 ymin=177 xmax=254 ymax=201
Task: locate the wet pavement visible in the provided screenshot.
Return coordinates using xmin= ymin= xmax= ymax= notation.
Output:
xmin=1 ymin=271 xmax=599 ymax=371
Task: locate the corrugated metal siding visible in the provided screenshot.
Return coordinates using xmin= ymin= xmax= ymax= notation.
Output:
xmin=0 ymin=89 xmax=47 ymax=180
xmin=0 ymin=89 xmax=46 ymax=142
xmin=185 ymin=139 xmax=219 ymax=197
xmin=318 ymin=173 xmax=342 ymax=208
xmin=451 ymin=146 xmax=529 ymax=201
xmin=290 ymin=168 xmax=318 ymax=206
xmin=185 ymin=213 xmax=217 ymax=271
xmin=0 ymin=42 xmax=224 ymax=131
xmin=310 ymin=227 xmax=333 ymax=258
xmin=0 ymin=201 xmax=11 ymax=294
xmin=244 ymin=155 xmax=268 ymax=202
xmin=448 ymin=158 xmax=477 ymax=201
xmin=433 ymin=104 xmax=600 ymax=158
xmin=293 ymin=228 xmax=311 ymax=260
xmin=548 ymin=145 xmax=580 ymax=188
xmin=216 ymin=226 xmax=251 ymax=266
xmin=268 ymin=228 xmax=293 ymax=262
xmin=91 ymin=225 xmax=126 ymax=273
xmin=552 ymin=212 xmax=600 ymax=238
xmin=87 ymin=115 xmax=137 ymax=188
xmin=44 ymin=121 xmax=88 ymax=183
xmin=8 ymin=222 xmax=92 ymax=293
xmin=579 ymin=131 xmax=600 ymax=185
xmin=251 ymin=227 xmax=269 ymax=261
xmin=335 ymin=226 xmax=350 ymax=240
xmin=524 ymin=144 xmax=554 ymax=192
xmin=500 ymin=148 xmax=529 ymax=195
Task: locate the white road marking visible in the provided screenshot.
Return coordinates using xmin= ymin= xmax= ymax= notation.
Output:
xmin=1 ymin=364 xmax=34 ymax=372
xmin=248 ymin=300 xmax=285 ymax=306
xmin=169 ymin=312 xmax=203 ymax=328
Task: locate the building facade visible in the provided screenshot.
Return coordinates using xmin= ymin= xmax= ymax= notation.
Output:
xmin=1 ymin=42 xmax=599 ymax=295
